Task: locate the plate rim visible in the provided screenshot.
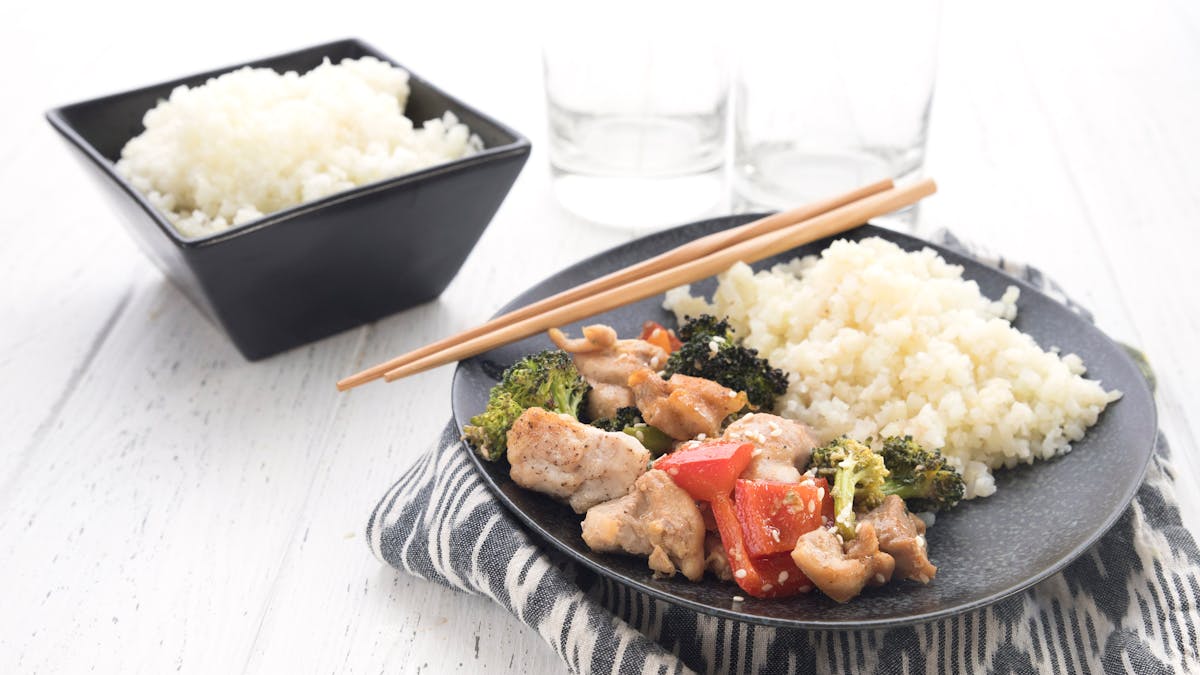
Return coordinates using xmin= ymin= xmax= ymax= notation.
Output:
xmin=450 ymin=216 xmax=1157 ymax=629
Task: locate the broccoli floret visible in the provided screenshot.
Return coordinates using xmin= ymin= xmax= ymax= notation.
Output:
xmin=591 ymin=406 xmax=673 ymax=456
xmin=675 ymin=314 xmax=732 ymax=344
xmin=810 ymin=437 xmax=890 ymax=540
xmin=878 ymin=435 xmax=965 ymax=513
xmin=590 ymin=406 xmax=643 ymax=432
xmin=663 ymin=315 xmax=789 ymax=410
xmin=463 ymin=350 xmax=590 ymax=461
xmin=497 ymin=350 xmax=590 ymax=413
xmin=462 ymin=391 xmax=525 ymax=462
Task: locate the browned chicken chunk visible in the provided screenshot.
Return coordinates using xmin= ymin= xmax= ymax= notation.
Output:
xmin=790 ymin=523 xmax=895 ymax=603
xmin=507 ymin=407 xmax=650 ymax=513
xmin=846 ymin=523 xmax=896 ymax=587
xmin=861 ymin=495 xmax=937 ymax=583
xmin=704 ymin=532 xmax=733 ymax=581
xmin=627 ymin=368 xmax=748 ymax=440
xmin=722 ymin=413 xmax=819 ymax=483
xmin=581 ymin=469 xmax=706 ymax=581
xmin=549 ymin=325 xmax=669 ymax=420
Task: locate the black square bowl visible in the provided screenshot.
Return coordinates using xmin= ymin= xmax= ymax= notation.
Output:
xmin=46 ymin=38 xmax=531 ymax=360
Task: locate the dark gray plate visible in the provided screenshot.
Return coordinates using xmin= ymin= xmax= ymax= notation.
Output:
xmin=450 ymin=216 xmax=1157 ymax=629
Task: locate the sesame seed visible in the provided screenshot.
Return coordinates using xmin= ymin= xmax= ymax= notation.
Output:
xmin=696 ymin=433 xmax=707 ymax=441
xmin=761 ymin=583 xmax=773 ymax=592
xmin=732 ymin=595 xmax=745 ymax=603
xmin=799 ymin=585 xmax=813 ymax=593
xmin=875 ymin=574 xmax=885 ymax=584
xmin=751 ymin=448 xmax=763 ymax=457
xmin=808 ymin=498 xmax=816 ymax=512
xmin=817 ymin=487 xmax=825 ymax=501
xmin=778 ymin=571 xmax=789 ymax=583
xmin=668 ymin=468 xmax=679 ymax=476
xmin=734 ymin=569 xmax=748 ymax=579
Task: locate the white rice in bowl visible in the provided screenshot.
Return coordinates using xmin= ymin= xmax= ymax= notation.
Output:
xmin=664 ymin=237 xmax=1121 ymax=500
xmin=116 ymin=56 xmax=482 ymax=239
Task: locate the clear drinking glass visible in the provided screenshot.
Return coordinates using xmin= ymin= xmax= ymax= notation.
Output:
xmin=543 ymin=5 xmax=728 ymax=231
xmin=732 ymin=0 xmax=940 ymax=214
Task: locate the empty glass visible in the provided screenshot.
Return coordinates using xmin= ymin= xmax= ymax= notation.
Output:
xmin=543 ymin=5 xmax=728 ymax=231
xmin=732 ymin=0 xmax=940 ymax=214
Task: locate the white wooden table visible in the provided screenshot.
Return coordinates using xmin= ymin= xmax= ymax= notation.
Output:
xmin=2 ymin=1 xmax=1197 ymax=672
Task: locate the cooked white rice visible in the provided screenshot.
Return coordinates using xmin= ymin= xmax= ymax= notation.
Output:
xmin=664 ymin=237 xmax=1121 ymax=500
xmin=117 ymin=56 xmax=482 ymax=238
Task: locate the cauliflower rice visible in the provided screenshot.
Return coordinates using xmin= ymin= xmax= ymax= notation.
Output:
xmin=117 ymin=57 xmax=482 ymax=238
xmin=665 ymin=237 xmax=1121 ymax=500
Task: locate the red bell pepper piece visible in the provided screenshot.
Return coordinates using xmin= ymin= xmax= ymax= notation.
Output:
xmin=711 ymin=493 xmax=813 ymax=598
xmin=656 ymin=442 xmax=754 ymax=502
xmin=639 ymin=320 xmax=683 ymax=354
xmin=734 ymin=478 xmax=832 ymax=557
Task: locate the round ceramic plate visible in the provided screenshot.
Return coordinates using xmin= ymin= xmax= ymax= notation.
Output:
xmin=450 ymin=216 xmax=1157 ymax=629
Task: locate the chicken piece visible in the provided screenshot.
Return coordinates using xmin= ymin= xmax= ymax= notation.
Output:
xmin=860 ymin=495 xmax=937 ymax=583
xmin=627 ymin=368 xmax=749 ymax=440
xmin=790 ymin=523 xmax=895 ymax=603
xmin=846 ymin=523 xmax=896 ymax=587
xmin=507 ymin=407 xmax=650 ymax=513
xmin=704 ymin=532 xmax=733 ymax=581
xmin=581 ymin=469 xmax=706 ymax=581
xmin=549 ymin=325 xmax=669 ymax=420
xmin=722 ymin=413 xmax=819 ymax=483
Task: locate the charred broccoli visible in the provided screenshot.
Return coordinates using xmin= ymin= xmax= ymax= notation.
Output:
xmin=590 ymin=406 xmax=644 ymax=432
xmin=878 ymin=435 xmax=965 ymax=513
xmin=810 ymin=437 xmax=890 ymax=540
xmin=463 ymin=350 xmax=590 ymax=461
xmin=591 ymin=406 xmax=674 ymax=456
xmin=663 ymin=315 xmax=788 ymax=410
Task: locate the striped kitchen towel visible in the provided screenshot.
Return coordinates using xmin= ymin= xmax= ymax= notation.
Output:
xmin=367 ymin=231 xmax=1200 ymax=674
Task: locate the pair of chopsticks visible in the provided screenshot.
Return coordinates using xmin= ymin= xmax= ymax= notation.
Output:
xmin=337 ymin=177 xmax=937 ymax=391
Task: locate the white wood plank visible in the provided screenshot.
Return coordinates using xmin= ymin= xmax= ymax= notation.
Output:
xmin=0 ymin=132 xmax=143 ymax=486
xmin=0 ymin=272 xmax=365 ymax=673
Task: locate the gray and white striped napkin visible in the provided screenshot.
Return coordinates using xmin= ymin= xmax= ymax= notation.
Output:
xmin=367 ymin=231 xmax=1200 ymax=674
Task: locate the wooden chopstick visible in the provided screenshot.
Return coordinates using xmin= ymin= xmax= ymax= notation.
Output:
xmin=335 ymin=178 xmax=895 ymax=391
xmin=377 ymin=178 xmax=936 ymax=383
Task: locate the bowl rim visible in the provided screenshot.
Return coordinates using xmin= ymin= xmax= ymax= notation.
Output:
xmin=44 ymin=37 xmax=532 ymax=250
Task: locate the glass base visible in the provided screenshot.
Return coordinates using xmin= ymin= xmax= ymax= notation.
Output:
xmin=551 ymin=167 xmax=726 ymax=233
xmin=732 ymin=146 xmax=924 ymax=230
